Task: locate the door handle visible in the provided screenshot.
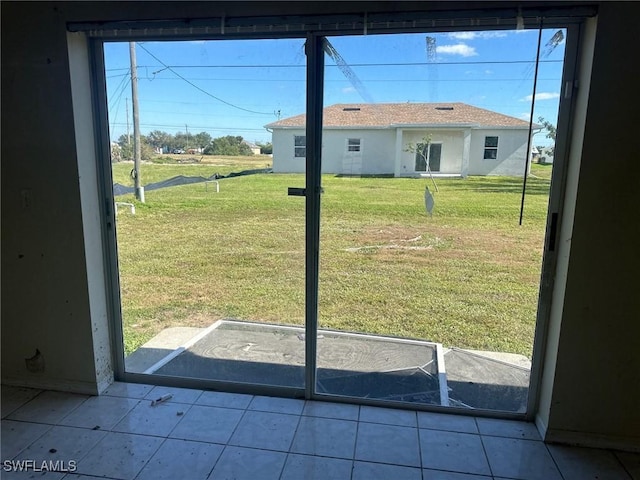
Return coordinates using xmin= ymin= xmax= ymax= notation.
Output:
xmin=288 ymin=187 xmax=324 ymax=197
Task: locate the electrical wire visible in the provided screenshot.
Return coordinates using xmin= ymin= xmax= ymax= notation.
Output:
xmin=108 ymin=73 xmax=131 ymax=136
xmin=136 ymin=43 xmax=274 ymax=115
xmin=106 ymin=59 xmax=561 ymax=69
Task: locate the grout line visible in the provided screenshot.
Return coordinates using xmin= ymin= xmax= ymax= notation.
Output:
xmin=416 ymin=416 xmax=425 ymax=477
xmin=352 ymin=405 xmax=361 ymax=466
xmin=543 ymin=442 xmax=567 ymax=480
xmin=611 ymin=450 xmax=636 ymax=480
xmin=477 ymin=427 xmax=495 ymax=479
xmin=278 ymin=405 xmax=307 ymax=480
xmin=130 ymin=435 xmax=170 ymax=480
xmin=164 ymin=403 xmax=194 ymax=439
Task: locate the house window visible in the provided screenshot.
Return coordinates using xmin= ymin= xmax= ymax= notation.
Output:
xmin=347 ymin=138 xmax=361 ymax=152
xmin=484 ymin=136 xmax=499 ymax=160
xmin=294 ymin=135 xmax=306 ymax=157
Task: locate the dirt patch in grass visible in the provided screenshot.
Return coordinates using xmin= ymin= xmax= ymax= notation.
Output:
xmin=352 ymin=223 xmax=544 ymax=268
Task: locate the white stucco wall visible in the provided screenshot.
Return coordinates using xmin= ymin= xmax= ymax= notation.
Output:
xmin=273 ymin=127 xmax=531 ymax=177
xmin=272 ymin=128 xmax=306 ymax=173
xmin=323 ymin=129 xmax=396 ymax=175
xmin=468 ymin=128 xmax=531 ymax=176
xmin=398 ymin=130 xmax=465 ymax=176
xmin=272 ymin=128 xmax=396 ymax=174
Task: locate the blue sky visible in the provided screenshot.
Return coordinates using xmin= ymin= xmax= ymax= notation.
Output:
xmin=104 ymin=29 xmax=565 ymax=146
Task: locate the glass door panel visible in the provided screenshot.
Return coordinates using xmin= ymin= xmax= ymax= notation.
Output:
xmin=315 ymin=31 xmax=564 ymax=412
xmin=105 ymin=38 xmax=308 ymax=388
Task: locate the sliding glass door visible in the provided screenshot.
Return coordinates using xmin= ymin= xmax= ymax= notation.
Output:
xmin=315 ymin=30 xmax=565 ymax=413
xmin=94 ymin=13 xmax=576 ymax=416
xmin=104 ymin=38 xmax=308 ymax=390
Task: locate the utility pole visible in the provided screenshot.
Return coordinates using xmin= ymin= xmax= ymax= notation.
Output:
xmin=185 ymin=124 xmax=189 ymax=151
xmin=130 ymin=42 xmax=144 ymax=202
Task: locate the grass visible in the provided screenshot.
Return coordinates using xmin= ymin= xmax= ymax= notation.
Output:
xmin=113 ymin=157 xmax=552 ymax=357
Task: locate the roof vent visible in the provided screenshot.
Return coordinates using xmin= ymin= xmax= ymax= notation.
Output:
xmin=343 ymin=107 xmax=361 ymax=111
xmin=435 ymin=106 xmax=454 ymax=111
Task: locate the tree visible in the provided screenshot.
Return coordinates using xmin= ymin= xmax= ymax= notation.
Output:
xmin=173 ymin=132 xmax=189 ymax=151
xmin=192 ymin=132 xmax=212 ymax=150
xmin=204 ymin=135 xmax=253 ymax=156
xmin=146 ymin=130 xmax=172 ymax=153
xmin=537 ymin=116 xmax=556 ymax=155
xmin=117 ymin=133 xmax=154 ymax=161
xmin=257 ymin=142 xmax=273 ymax=155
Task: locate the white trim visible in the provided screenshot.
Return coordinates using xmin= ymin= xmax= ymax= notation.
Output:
xmin=394 ymin=128 xmax=403 ymax=177
xmin=143 ymin=321 xmax=225 ymax=374
xmin=436 ymin=344 xmax=450 ymax=407
xmin=461 ymin=129 xmax=471 ymax=178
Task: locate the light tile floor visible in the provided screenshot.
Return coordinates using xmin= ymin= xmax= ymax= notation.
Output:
xmin=2 ymin=383 xmax=638 ymax=480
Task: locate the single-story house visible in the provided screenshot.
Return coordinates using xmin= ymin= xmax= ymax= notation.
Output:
xmin=243 ymin=141 xmax=262 ymax=156
xmin=265 ymin=102 xmax=540 ymax=177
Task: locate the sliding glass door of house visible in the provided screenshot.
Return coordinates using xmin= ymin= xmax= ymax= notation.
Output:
xmin=314 ymin=29 xmax=566 ymax=413
xmin=92 ymin=12 xmax=581 ymax=416
xmin=102 ymin=37 xmax=308 ymax=391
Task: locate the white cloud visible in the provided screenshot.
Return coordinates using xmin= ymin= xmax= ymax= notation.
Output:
xmin=447 ymin=31 xmax=507 ymax=40
xmin=519 ymin=113 xmax=532 ymax=121
xmin=484 ymin=69 xmax=494 ymax=75
xmin=520 ymin=92 xmax=560 ymax=102
xmin=436 ymin=44 xmax=478 ymax=57
xmin=341 ymin=86 xmax=356 ymax=94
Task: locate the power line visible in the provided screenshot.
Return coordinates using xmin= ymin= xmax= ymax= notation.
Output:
xmin=136 ymin=43 xmax=274 ymax=116
xmin=129 ymin=75 xmax=561 ymax=83
xmin=112 ymin=59 xmax=561 ymax=69
xmin=108 ymin=70 xmax=131 ymax=136
xmin=108 ymin=69 xmax=130 ymax=110
xmin=110 ymin=122 xmax=267 ymax=131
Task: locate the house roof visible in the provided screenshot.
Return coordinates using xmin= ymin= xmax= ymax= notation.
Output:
xmin=266 ymin=103 xmax=533 ymax=129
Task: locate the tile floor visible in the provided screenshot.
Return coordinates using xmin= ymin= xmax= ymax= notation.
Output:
xmin=2 ymin=383 xmax=638 ymax=480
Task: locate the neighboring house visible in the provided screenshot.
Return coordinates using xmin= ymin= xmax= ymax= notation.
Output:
xmin=265 ymin=103 xmax=540 ymax=177
xmin=243 ymin=141 xmax=262 ymax=155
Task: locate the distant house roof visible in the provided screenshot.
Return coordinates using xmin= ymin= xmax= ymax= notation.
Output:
xmin=266 ymin=103 xmax=534 ymax=129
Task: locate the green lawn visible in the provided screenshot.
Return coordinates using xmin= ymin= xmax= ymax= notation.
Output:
xmin=113 ymin=158 xmax=552 ymax=357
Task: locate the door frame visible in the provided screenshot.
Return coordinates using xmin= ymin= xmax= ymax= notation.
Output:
xmin=86 ymin=14 xmax=587 ymax=420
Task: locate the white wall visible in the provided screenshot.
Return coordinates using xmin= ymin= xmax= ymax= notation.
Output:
xmin=399 ymin=130 xmax=465 ymax=175
xmin=468 ymin=129 xmax=530 ymax=176
xmin=274 ymin=127 xmax=528 ymax=177
xmin=272 ymin=128 xmax=396 ymax=174
xmin=323 ymin=129 xmax=396 ymax=175
xmin=272 ymin=129 xmax=306 ymax=173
